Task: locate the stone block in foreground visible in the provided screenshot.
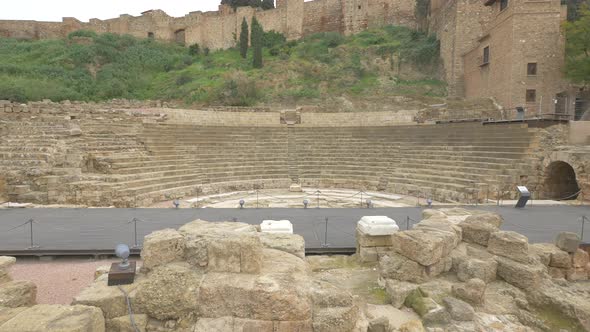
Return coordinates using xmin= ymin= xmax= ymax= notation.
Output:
xmin=0 ymin=304 xmax=105 ymax=332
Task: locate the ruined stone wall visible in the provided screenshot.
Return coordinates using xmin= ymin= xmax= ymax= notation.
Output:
xmin=0 ymin=0 xmax=415 ymax=50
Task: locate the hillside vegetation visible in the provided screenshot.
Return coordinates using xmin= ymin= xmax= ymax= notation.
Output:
xmin=0 ymin=26 xmax=444 ymax=106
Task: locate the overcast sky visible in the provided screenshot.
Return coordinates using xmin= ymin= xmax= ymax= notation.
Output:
xmin=1 ymin=1 xmax=223 ymax=22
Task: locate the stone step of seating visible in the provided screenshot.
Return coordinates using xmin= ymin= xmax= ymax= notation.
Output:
xmin=112 ymin=159 xmax=289 ymax=174
xmin=0 ymin=159 xmax=48 ymax=167
xmin=0 ymin=152 xmax=52 ymax=161
xmin=386 ymin=170 xmax=513 ymax=187
xmin=397 ymin=157 xmax=537 ymax=169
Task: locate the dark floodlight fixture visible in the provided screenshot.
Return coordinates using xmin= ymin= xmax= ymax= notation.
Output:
xmin=173 ymin=199 xmax=180 ymax=209
xmin=303 ymin=199 xmax=309 ymax=209
xmin=239 ymin=199 xmax=245 ymax=209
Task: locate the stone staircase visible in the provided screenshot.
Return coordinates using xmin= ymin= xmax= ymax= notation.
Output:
xmin=0 ymin=110 xmax=542 ymax=206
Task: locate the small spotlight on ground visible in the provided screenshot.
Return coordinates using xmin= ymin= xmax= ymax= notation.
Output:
xmin=303 ymin=199 xmax=309 ymax=209
xmin=239 ymin=199 xmax=245 ymax=209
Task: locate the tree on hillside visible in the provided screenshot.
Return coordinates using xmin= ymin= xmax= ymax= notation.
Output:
xmin=261 ymin=0 xmax=275 ymax=10
xmin=221 ymin=0 xmax=274 ymax=10
xmin=251 ymin=17 xmax=263 ymax=68
xmin=564 ymin=5 xmax=590 ymax=86
xmin=567 ymin=0 xmax=590 ymax=21
xmin=239 ymin=18 xmax=249 ymax=58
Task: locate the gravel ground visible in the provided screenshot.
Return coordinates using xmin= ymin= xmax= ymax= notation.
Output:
xmin=8 ymin=257 xmax=137 ymax=304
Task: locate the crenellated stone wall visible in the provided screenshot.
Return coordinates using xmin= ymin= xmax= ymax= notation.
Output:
xmin=0 ymin=0 xmax=416 ymax=50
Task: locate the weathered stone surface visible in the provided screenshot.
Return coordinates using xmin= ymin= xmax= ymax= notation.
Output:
xmin=404 ymin=289 xmax=435 ymax=317
xmin=107 ymin=314 xmax=148 ymax=332
xmin=457 ymin=258 xmax=497 ymax=283
xmin=258 ymin=232 xmax=305 ymax=259
xmin=207 ymin=233 xmax=262 ymax=274
xmin=0 ymin=307 xmax=27 ymax=326
xmin=196 ymin=272 xmax=312 ymax=321
xmin=379 ymin=253 xmax=428 ymax=283
xmin=0 ymin=269 xmax=12 ymax=284
xmin=93 ymin=265 xmax=110 ymax=280
xmin=566 ymin=267 xmax=588 ymax=281
xmin=310 ymin=280 xmax=354 ymax=308
xmin=487 ymin=231 xmax=530 ymax=263
xmin=458 ymin=213 xmax=503 ymax=246
xmin=528 ymin=280 xmax=590 ymax=331
xmin=391 ymin=229 xmax=457 ymax=266
xmin=547 ymin=267 xmax=567 ymax=279
xmin=443 ymin=297 xmax=475 ymax=321
xmin=555 ymin=232 xmax=581 ymax=253
xmin=356 ymin=228 xmax=395 ymax=248
xmin=398 ymin=319 xmax=425 ymax=332
xmin=0 ymin=304 xmax=104 ymax=332
xmin=312 ymin=306 xmax=358 ymax=332
xmin=0 ymin=280 xmax=36 ymax=308
xmin=140 ymin=229 xmax=185 ymax=270
xmin=452 ymin=278 xmax=486 ymax=305
xmin=550 ymin=249 xmax=572 ymax=268
xmin=179 ymin=220 xmax=257 ymax=268
xmin=72 ymin=276 xmax=143 ymax=319
xmin=529 ymin=243 xmax=553 ymax=266
xmin=413 ymin=218 xmax=462 ymax=240
xmin=572 ymin=248 xmax=589 ymax=268
xmin=0 ymin=257 xmax=16 ymax=270
xmin=495 ymin=256 xmax=546 ymax=290
xmin=365 ymin=304 xmax=420 ymax=331
xmin=261 ymin=249 xmax=309 ymax=275
xmin=368 ymin=316 xmax=389 ymax=332
xmin=385 ymin=280 xmax=418 ymax=308
xmin=134 ymin=262 xmax=201 ymax=320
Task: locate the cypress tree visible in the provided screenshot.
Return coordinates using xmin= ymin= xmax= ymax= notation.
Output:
xmin=239 ymin=18 xmax=249 ymax=59
xmin=251 ymin=17 xmax=263 ymax=68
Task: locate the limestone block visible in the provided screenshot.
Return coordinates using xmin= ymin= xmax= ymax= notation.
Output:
xmin=414 ymin=218 xmax=462 ymax=241
xmin=572 ymin=249 xmax=590 ymax=268
xmin=107 ymin=314 xmax=148 ymax=332
xmin=310 ymin=280 xmax=354 ymax=308
xmin=451 ymin=278 xmax=486 ymax=305
xmin=368 ymin=316 xmax=389 ymax=332
xmin=457 ymin=258 xmax=497 ymax=283
xmin=379 ymin=253 xmax=428 ymax=283
xmin=140 ymin=229 xmax=185 ymax=270
xmin=566 ymin=267 xmax=588 ymax=281
xmin=356 ymin=227 xmax=395 ymax=248
xmin=0 ymin=304 xmax=104 ymax=332
xmin=459 ymin=213 xmax=503 ymax=246
xmin=260 ymin=249 xmax=309 ymax=275
xmin=487 ymin=231 xmax=530 ymax=263
xmin=192 ymin=316 xmax=233 ymax=332
xmin=359 ymin=246 xmax=379 ymax=263
xmin=72 ymin=276 xmax=143 ymax=319
xmin=258 ymin=232 xmax=305 ymax=259
xmin=495 ymin=256 xmax=546 ymax=290
xmin=274 ymin=320 xmax=313 ymax=332
xmin=94 ymin=265 xmax=110 ymax=280
xmin=312 ymin=306 xmax=358 ymax=332
xmin=551 ymin=250 xmax=572 ymax=269
xmin=357 ymin=216 xmax=399 ymax=236
xmin=207 ymin=233 xmax=262 ymax=274
xmin=134 ymin=263 xmax=202 ymax=320
xmin=289 ymin=183 xmax=303 ymax=192
xmin=384 ymin=280 xmax=418 ymax=308
xmin=0 ymin=280 xmax=36 ymax=308
xmin=442 ymin=297 xmax=475 ymax=321
xmin=548 ymin=267 xmax=567 ymax=279
xmin=197 ymin=271 xmax=312 ymax=322
xmin=392 ymin=228 xmax=457 ymax=266
xmin=0 ymin=269 xmax=12 ymax=284
xmin=398 ymin=320 xmax=425 ymax=332
xmin=260 ymin=220 xmax=293 ymax=234
xmin=0 ymin=256 xmax=16 ymax=270
xmin=529 ymin=243 xmax=554 ymax=266
xmin=555 ymin=232 xmax=581 ymax=253
xmin=0 ymin=307 xmax=27 ymax=326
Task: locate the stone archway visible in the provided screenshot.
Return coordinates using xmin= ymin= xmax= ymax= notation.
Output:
xmin=544 ymin=161 xmax=580 ymax=200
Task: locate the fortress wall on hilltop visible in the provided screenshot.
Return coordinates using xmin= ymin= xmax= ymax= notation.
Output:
xmin=0 ymin=0 xmax=416 ymax=50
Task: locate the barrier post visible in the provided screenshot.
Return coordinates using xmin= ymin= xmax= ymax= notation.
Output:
xmin=582 ymin=216 xmax=587 ymax=242
xmin=27 ymin=219 xmax=39 ymax=250
xmin=322 ymin=217 xmax=329 ymax=248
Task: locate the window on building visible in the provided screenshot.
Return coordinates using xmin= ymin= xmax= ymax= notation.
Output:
xmin=482 ymin=46 xmax=490 ymax=64
xmin=527 ymin=63 xmax=537 ymax=76
xmin=526 ymin=89 xmax=537 ymax=103
xmin=148 ymin=32 xmax=155 ymax=39
xmin=500 ymin=0 xmax=508 ymax=11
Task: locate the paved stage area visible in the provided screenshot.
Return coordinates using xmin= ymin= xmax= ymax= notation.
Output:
xmin=0 ymin=206 xmax=588 ymax=252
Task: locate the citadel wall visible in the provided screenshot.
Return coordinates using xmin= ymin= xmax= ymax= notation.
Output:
xmin=0 ymin=0 xmax=416 ymax=50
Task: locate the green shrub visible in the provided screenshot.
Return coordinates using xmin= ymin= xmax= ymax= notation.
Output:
xmin=67 ymin=30 xmax=98 ymax=39
xmin=262 ymin=30 xmax=286 ymax=48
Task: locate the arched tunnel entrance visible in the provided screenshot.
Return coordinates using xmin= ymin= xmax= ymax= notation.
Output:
xmin=544 ymin=161 xmax=580 ymax=200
